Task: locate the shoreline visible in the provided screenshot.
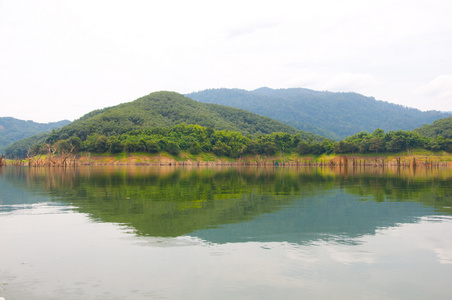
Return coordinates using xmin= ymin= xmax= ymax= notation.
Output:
xmin=2 ymin=151 xmax=451 ymax=168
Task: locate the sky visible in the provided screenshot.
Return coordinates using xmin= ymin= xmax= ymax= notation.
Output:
xmin=1 ymin=0 xmax=452 ymax=123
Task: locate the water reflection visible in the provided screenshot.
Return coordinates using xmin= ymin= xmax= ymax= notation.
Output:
xmin=1 ymin=166 xmax=451 ymax=243
xmin=1 ymin=166 xmax=452 ymax=300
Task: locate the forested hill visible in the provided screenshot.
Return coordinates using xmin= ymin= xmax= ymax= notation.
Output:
xmin=41 ymin=91 xmax=320 ymax=142
xmin=186 ymin=88 xmax=450 ymax=140
xmin=0 ymin=117 xmax=70 ymax=154
xmin=414 ymin=116 xmax=452 ymax=139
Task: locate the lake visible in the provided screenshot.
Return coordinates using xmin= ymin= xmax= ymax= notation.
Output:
xmin=1 ymin=165 xmax=452 ymax=299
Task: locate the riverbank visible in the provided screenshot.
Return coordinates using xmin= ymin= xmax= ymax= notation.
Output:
xmin=2 ymin=150 xmax=452 ymax=167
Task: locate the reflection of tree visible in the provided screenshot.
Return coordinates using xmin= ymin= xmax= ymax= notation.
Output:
xmin=343 ymin=175 xmax=452 ymax=214
xmin=4 ymin=166 xmax=452 ymax=238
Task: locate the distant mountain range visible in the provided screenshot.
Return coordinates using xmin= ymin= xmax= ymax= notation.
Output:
xmin=0 ymin=117 xmax=71 ymax=155
xmin=187 ymin=88 xmax=451 ymax=140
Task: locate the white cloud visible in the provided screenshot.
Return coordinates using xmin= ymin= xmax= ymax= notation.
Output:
xmin=409 ymin=75 xmax=452 ymax=112
xmin=324 ymin=73 xmax=379 ymax=93
xmin=227 ymin=20 xmax=282 ymax=39
xmin=286 ymin=72 xmax=379 ymax=95
xmin=415 ymin=75 xmax=452 ymax=100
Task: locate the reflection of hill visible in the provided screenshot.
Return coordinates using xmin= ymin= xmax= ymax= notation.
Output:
xmin=2 ymin=166 xmax=452 ymax=243
xmin=191 ymin=189 xmax=434 ymax=244
xmin=3 ymin=167 xmax=326 ymax=237
xmin=342 ymin=174 xmax=452 ymax=214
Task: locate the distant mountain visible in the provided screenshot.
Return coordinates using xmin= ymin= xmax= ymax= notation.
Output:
xmin=186 ymin=88 xmax=451 ymax=139
xmin=0 ymin=117 xmax=71 ymax=155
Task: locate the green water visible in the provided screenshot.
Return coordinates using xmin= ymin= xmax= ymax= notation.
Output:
xmin=1 ymin=166 xmax=451 ymax=299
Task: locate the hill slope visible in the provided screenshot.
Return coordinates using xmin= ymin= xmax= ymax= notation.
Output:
xmin=0 ymin=117 xmax=70 ymax=154
xmin=414 ymin=116 xmax=452 ymax=139
xmin=186 ymin=88 xmax=451 ymax=139
xmin=54 ymin=91 xmax=317 ymax=138
xmin=20 ymin=91 xmax=323 ymax=146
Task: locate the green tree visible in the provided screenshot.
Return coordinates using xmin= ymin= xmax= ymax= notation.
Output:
xmin=166 ymin=141 xmax=180 ymax=155
xmin=109 ymin=137 xmax=124 ymax=153
xmin=189 ymin=141 xmax=201 ymax=155
xmin=261 ymin=141 xmax=277 ymax=156
xmin=296 ymin=141 xmax=311 ymax=155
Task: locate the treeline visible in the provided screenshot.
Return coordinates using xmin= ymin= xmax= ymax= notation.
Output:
xmin=28 ymin=124 xmax=311 ymax=158
xmin=17 ymin=124 xmax=452 ymax=159
xmin=414 ymin=116 xmax=452 ymax=139
xmin=337 ymin=129 xmax=452 ymax=153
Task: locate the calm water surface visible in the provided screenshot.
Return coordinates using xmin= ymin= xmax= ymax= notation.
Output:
xmin=1 ymin=166 xmax=452 ymax=299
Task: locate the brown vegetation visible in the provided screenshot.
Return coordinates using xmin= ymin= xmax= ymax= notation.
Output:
xmin=2 ymin=151 xmax=451 ymax=168
xmin=2 ymin=143 xmax=77 ymax=167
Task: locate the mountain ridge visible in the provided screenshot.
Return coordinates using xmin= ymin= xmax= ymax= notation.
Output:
xmin=186 ymin=87 xmax=450 ymax=139
xmin=0 ymin=117 xmax=71 ymax=155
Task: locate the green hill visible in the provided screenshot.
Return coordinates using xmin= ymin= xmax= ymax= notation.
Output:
xmin=0 ymin=117 xmax=70 ymax=155
xmin=186 ymin=88 xmax=451 ymax=140
xmin=5 ymin=91 xmax=325 ymax=158
xmin=414 ymin=116 xmax=452 ymax=139
xmin=51 ymin=91 xmax=315 ymax=139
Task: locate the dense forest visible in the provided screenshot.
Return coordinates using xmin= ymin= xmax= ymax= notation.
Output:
xmin=414 ymin=116 xmax=452 ymax=139
xmin=7 ymin=122 xmax=452 ymax=159
xmin=4 ymin=92 xmax=452 ymax=159
xmin=4 ymin=91 xmax=322 ymax=158
xmin=0 ymin=117 xmax=70 ymax=154
xmin=339 ymin=128 xmax=451 ymax=154
xmin=186 ymin=88 xmax=450 ymax=140
xmin=52 ymin=91 xmax=306 ymax=138
xmin=10 ymin=124 xmax=326 ymax=158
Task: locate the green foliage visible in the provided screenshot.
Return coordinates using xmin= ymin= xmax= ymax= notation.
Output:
xmin=8 ymin=92 xmax=452 ymax=159
xmin=9 ymin=122 xmax=452 ymax=158
xmin=49 ymin=91 xmax=319 ymax=143
xmin=344 ymin=129 xmax=429 ymax=154
xmin=4 ymin=132 xmax=49 ymax=158
xmin=20 ymin=122 xmax=331 ymax=158
xmin=187 ymin=88 xmax=451 ymax=140
xmin=0 ymin=117 xmax=70 ymax=155
xmin=166 ymin=141 xmax=180 ymax=156
xmin=5 ymin=91 xmax=327 ymax=158
xmin=415 ymin=116 xmax=452 ymax=139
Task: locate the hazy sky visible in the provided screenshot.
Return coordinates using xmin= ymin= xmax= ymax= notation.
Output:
xmin=1 ymin=0 xmax=452 ymax=123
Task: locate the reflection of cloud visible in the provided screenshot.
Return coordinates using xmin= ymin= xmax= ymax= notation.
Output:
xmin=417 ymin=216 xmax=452 ymax=264
xmin=327 ymin=247 xmax=376 ymax=265
xmin=281 ymin=217 xmax=452 ymax=266
xmin=285 ymin=239 xmax=376 ymax=266
xmin=135 ymin=235 xmax=208 ymax=248
xmin=285 ymin=243 xmax=320 ymax=265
